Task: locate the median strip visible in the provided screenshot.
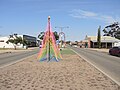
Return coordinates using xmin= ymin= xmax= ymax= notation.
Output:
xmin=0 ymin=48 xmax=119 ymax=90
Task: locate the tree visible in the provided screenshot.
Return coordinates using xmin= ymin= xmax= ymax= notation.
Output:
xmin=75 ymin=41 xmax=78 ymax=45
xmin=38 ymin=31 xmax=59 ymax=40
xmin=103 ymin=22 xmax=120 ymax=39
xmin=97 ymin=26 xmax=101 ymax=48
xmin=22 ymin=38 xmax=28 ymax=46
xmin=53 ymin=31 xmax=59 ymax=40
xmin=38 ymin=32 xmax=45 ymax=40
xmin=6 ymin=34 xmax=27 ymax=49
xmin=66 ymin=41 xmax=71 ymax=44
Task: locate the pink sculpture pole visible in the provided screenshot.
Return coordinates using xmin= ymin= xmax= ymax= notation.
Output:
xmin=48 ymin=16 xmax=50 ymax=61
xmin=38 ymin=16 xmax=62 ymax=62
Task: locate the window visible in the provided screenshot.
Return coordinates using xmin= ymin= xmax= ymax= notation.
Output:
xmin=0 ymin=40 xmax=4 ymax=42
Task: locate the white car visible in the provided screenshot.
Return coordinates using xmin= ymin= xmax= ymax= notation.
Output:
xmin=73 ymin=45 xmax=77 ymax=47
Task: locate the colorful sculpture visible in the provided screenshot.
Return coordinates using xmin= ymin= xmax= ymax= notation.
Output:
xmin=38 ymin=16 xmax=62 ymax=62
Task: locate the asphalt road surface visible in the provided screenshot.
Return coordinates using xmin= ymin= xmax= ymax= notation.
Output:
xmin=0 ymin=48 xmax=39 ymax=67
xmin=70 ymin=47 xmax=120 ymax=86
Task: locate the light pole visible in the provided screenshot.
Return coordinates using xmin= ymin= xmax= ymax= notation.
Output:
xmin=55 ymin=26 xmax=69 ymax=47
xmin=55 ymin=26 xmax=69 ymax=33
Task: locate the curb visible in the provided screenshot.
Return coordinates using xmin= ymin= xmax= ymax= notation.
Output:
xmin=0 ymin=54 xmax=37 ymax=69
xmin=70 ymin=48 xmax=120 ymax=86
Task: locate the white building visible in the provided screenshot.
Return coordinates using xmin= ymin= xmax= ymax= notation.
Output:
xmin=0 ymin=35 xmax=37 ymax=49
xmin=84 ymin=36 xmax=120 ymax=48
xmin=114 ymin=42 xmax=120 ymax=46
xmin=0 ymin=36 xmax=23 ymax=48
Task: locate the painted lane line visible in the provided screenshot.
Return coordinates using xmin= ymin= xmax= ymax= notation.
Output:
xmin=70 ymin=48 xmax=120 ymax=86
xmin=0 ymin=54 xmax=37 ymax=69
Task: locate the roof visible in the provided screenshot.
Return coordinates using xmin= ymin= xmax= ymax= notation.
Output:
xmin=86 ymin=36 xmax=120 ymax=43
xmin=82 ymin=39 xmax=88 ymax=42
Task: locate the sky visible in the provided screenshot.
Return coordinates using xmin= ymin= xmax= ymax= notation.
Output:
xmin=0 ymin=0 xmax=120 ymax=41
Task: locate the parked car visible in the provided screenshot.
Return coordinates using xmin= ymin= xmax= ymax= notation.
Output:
xmin=73 ymin=45 xmax=77 ymax=48
xmin=109 ymin=46 xmax=120 ymax=56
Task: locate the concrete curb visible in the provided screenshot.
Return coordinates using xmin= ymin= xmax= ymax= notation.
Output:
xmin=70 ymin=48 xmax=120 ymax=86
xmin=0 ymin=54 xmax=37 ymax=69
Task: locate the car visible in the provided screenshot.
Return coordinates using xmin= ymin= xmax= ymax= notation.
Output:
xmin=109 ymin=46 xmax=120 ymax=56
xmin=73 ymin=45 xmax=77 ymax=48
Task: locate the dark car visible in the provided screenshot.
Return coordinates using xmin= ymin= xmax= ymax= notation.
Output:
xmin=109 ymin=46 xmax=120 ymax=56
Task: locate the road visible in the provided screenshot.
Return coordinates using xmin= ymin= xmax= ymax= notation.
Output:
xmin=0 ymin=48 xmax=39 ymax=67
xmin=70 ymin=47 xmax=120 ymax=86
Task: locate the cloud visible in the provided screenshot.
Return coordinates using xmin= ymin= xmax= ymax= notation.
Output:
xmin=70 ymin=9 xmax=97 ymax=18
xmin=70 ymin=9 xmax=119 ymax=24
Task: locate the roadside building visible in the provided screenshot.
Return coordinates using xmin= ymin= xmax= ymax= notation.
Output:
xmin=22 ymin=35 xmax=37 ymax=47
xmin=0 ymin=37 xmax=16 ymax=48
xmin=114 ymin=42 xmax=120 ymax=46
xmin=83 ymin=36 xmax=120 ymax=48
xmin=70 ymin=42 xmax=78 ymax=47
xmin=0 ymin=35 xmax=37 ymax=49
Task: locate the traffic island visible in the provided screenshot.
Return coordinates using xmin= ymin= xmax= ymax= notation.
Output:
xmin=0 ymin=48 xmax=119 ymax=90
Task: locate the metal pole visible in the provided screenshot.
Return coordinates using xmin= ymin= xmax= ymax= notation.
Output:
xmin=48 ymin=16 xmax=51 ymax=61
xmin=55 ymin=26 xmax=69 ymax=48
xmin=60 ymin=28 xmax=62 ymax=43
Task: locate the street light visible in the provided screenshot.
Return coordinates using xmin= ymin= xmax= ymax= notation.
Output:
xmin=55 ymin=26 xmax=69 ymax=32
xmin=55 ymin=26 xmax=69 ymax=48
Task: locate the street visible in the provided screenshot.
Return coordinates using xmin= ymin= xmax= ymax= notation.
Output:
xmin=0 ymin=48 xmax=39 ymax=67
xmin=0 ymin=46 xmax=120 ymax=86
xmin=70 ymin=47 xmax=120 ymax=85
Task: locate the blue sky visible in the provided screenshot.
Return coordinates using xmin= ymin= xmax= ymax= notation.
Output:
xmin=0 ymin=0 xmax=120 ymax=41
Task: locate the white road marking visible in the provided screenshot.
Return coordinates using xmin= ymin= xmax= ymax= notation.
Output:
xmin=70 ymin=48 xmax=120 ymax=86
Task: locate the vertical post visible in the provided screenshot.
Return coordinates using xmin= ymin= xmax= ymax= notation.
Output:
xmin=106 ymin=42 xmax=107 ymax=49
xmin=93 ymin=42 xmax=94 ymax=48
xmin=60 ymin=28 xmax=62 ymax=48
xmin=48 ymin=16 xmax=51 ymax=61
xmin=55 ymin=26 xmax=68 ymax=48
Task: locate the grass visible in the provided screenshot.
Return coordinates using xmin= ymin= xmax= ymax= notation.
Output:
xmin=60 ymin=48 xmax=75 ymax=55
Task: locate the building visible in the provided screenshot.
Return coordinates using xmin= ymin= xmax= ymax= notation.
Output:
xmin=77 ymin=41 xmax=86 ymax=48
xmin=83 ymin=36 xmax=120 ymax=48
xmin=22 ymin=35 xmax=37 ymax=47
xmin=70 ymin=41 xmax=78 ymax=47
xmin=0 ymin=37 xmax=18 ymax=48
xmin=0 ymin=35 xmax=37 ymax=49
xmin=114 ymin=42 xmax=120 ymax=46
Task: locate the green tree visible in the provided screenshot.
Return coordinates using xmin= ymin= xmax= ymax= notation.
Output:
xmin=53 ymin=31 xmax=59 ymax=40
xmin=38 ymin=31 xmax=59 ymax=40
xmin=103 ymin=22 xmax=120 ymax=39
xmin=97 ymin=26 xmax=101 ymax=49
xmin=6 ymin=34 xmax=27 ymax=49
xmin=66 ymin=41 xmax=71 ymax=44
xmin=38 ymin=32 xmax=45 ymax=40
